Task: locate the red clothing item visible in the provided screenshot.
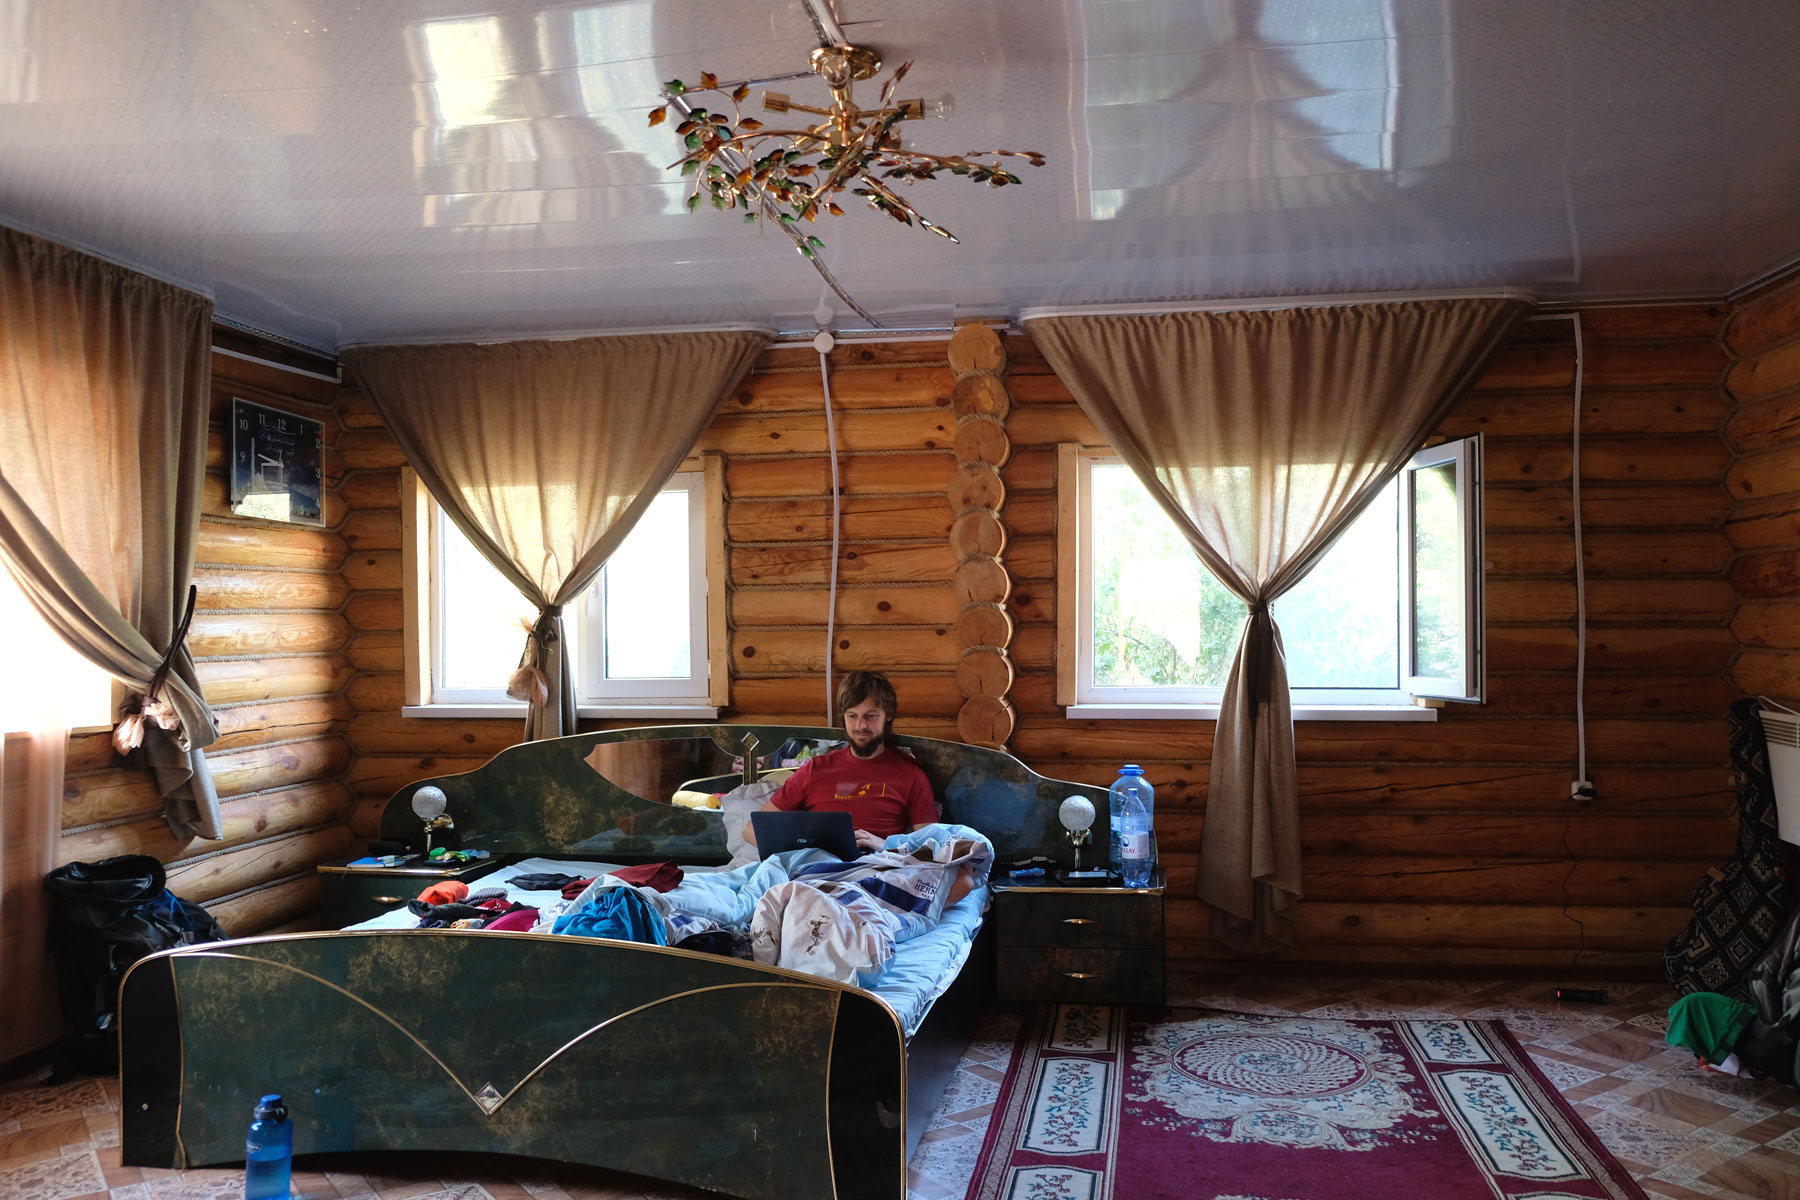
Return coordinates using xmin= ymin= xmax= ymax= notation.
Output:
xmin=769 ymin=745 xmax=938 ymax=837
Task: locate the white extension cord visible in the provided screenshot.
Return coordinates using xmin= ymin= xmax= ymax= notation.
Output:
xmin=816 ymin=329 xmax=842 ymax=725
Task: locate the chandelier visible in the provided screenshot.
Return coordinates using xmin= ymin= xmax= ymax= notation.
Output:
xmin=648 ymin=42 xmax=1043 ymax=267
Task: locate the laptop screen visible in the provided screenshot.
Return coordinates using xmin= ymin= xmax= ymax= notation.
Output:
xmin=750 ymin=810 xmax=858 ymax=861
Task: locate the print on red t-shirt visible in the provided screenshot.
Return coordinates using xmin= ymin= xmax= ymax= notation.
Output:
xmin=768 ymin=745 xmax=939 ymax=837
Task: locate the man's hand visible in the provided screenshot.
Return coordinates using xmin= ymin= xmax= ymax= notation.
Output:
xmin=854 ymin=828 xmax=886 ymax=852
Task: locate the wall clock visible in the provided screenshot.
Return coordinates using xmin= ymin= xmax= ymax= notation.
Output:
xmin=229 ymin=397 xmax=325 ymax=526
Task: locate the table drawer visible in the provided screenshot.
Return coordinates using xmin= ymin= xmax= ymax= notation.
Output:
xmin=997 ymin=946 xmax=1163 ymax=1006
xmin=994 ymin=891 xmax=1161 ymax=949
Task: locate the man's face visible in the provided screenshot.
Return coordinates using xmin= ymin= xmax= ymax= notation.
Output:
xmin=843 ymin=698 xmax=890 ymax=752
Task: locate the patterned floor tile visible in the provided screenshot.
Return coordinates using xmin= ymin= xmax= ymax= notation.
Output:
xmin=0 ymin=1147 xmax=106 ymax=1200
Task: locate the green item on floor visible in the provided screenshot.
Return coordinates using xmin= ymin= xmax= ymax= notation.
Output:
xmin=1666 ymin=992 xmax=1754 ymax=1063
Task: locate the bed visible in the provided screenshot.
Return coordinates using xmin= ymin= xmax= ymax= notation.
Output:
xmin=117 ymin=723 xmax=1105 ymax=1200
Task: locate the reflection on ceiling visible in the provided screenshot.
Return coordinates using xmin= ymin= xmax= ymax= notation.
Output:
xmin=2 ymin=0 xmax=1798 ymax=350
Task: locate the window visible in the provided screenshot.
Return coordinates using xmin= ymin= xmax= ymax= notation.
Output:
xmin=403 ymin=460 xmax=725 ymax=717
xmin=1058 ymin=436 xmax=1483 ymax=718
xmin=0 ymin=565 xmax=114 ymax=734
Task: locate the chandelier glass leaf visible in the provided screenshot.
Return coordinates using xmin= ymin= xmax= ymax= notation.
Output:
xmin=649 ymin=45 xmax=1044 ymax=255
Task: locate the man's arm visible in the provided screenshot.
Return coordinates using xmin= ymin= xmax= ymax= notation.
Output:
xmin=746 ymin=763 xmax=809 ymax=847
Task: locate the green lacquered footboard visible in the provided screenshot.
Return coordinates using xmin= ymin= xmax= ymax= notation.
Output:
xmin=120 ymin=930 xmax=908 ymax=1200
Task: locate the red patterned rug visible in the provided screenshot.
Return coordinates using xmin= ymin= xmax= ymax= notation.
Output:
xmin=966 ymin=1005 xmax=1648 ymax=1200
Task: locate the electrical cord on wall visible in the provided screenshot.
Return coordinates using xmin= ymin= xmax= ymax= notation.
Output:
xmin=816 ymin=330 xmax=842 ymax=725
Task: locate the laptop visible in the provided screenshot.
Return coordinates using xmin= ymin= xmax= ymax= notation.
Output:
xmin=750 ymin=810 xmax=858 ymax=861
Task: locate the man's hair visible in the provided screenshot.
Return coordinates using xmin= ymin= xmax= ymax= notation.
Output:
xmin=836 ymin=670 xmax=899 ymax=723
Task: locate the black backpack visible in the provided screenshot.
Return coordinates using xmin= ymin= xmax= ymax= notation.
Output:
xmin=42 ymin=854 xmax=228 ymax=1076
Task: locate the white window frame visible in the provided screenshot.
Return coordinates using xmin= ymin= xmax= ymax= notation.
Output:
xmin=1058 ymin=437 xmax=1484 ymax=721
xmin=402 ymin=457 xmax=726 ymax=718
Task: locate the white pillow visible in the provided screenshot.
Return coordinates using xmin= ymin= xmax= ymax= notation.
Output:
xmin=719 ymin=769 xmax=796 ymax=867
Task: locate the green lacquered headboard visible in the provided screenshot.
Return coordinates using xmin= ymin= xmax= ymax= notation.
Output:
xmin=379 ymin=724 xmax=1104 ymax=864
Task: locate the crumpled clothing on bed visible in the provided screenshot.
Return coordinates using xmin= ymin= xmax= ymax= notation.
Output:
xmin=552 ymin=886 xmax=668 ymax=945
xmin=749 ymin=879 xmax=901 ymax=982
xmin=791 ymin=824 xmax=994 ymax=941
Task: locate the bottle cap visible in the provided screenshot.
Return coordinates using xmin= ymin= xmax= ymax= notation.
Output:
xmin=1119 ymin=764 xmax=1144 ymax=775
xmin=253 ymin=1095 xmax=287 ymax=1121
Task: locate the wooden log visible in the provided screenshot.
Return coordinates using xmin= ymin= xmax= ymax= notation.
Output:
xmin=212 ymin=355 xmax=338 ymax=408
xmin=728 ymin=366 xmax=953 ymax=414
xmin=956 ymin=603 xmax=1014 ymax=649
xmin=347 ymin=632 xmax=405 ymax=672
xmin=1729 ymin=445 xmax=1800 ymax=500
xmin=337 ymin=429 xmax=407 ymax=470
xmin=1727 ymin=280 xmax=1800 ymax=356
xmin=725 ymin=453 xmax=954 ymax=498
xmin=956 ymin=693 xmax=1015 ymax=748
xmin=731 ymin=586 xmax=961 ymax=627
xmin=1483 ymin=440 xmax=1572 ymax=482
xmin=951 ymin=375 xmax=1011 ymax=421
xmin=1731 ymin=549 xmax=1800 ymax=598
xmin=733 ymin=628 xmax=956 ymax=674
xmin=1734 ymin=601 xmax=1800 ymax=650
xmin=1725 ymin=393 xmax=1800 ymax=455
xmin=956 ymin=648 xmax=1015 ymax=698
xmin=1486 ymin=580 xmax=1576 ymax=623
xmin=340 ymin=509 xmax=402 ymax=551
xmin=1175 ymin=810 xmax=1729 ymax=861
xmin=66 ymin=731 xmax=117 ymax=774
xmin=728 ymin=496 xmax=955 ymax=542
xmin=1582 ymin=340 xmax=1727 ymax=388
xmin=346 ymin=754 xmax=491 ymax=798
xmin=1003 ymin=494 xmax=1054 ymax=537
xmin=189 ymin=611 xmax=350 ymax=657
xmin=1583 ymin=719 xmax=1728 ymax=764
xmin=1005 ymin=373 xmax=1075 ymax=405
xmin=1727 ymin=338 xmax=1800 ymax=405
xmin=339 ymin=469 xmax=400 ymax=510
xmin=196 ymin=521 xmax=348 ymax=570
xmin=947 ymin=323 xmax=1006 ymax=375
xmin=344 ymin=591 xmax=403 ymax=632
xmin=1273 ymin=902 xmax=1692 ymax=953
xmin=1485 ymin=484 xmax=1732 ymax=532
xmin=208 ymin=737 xmax=353 ymax=799
xmin=1585 ymin=578 xmax=1738 ymax=623
xmin=1483 ymin=672 xmax=1737 ymax=717
xmin=1003 ymin=449 xmax=1055 ymax=491
xmin=1735 ymin=650 xmax=1800 ymax=703
xmin=697 ymin=410 xmax=955 ymax=456
xmin=1726 ymin=493 xmax=1800 ymax=550
xmin=1011 ymin=718 xmax=1587 ymax=766
xmin=1580 ymin=530 xmax=1735 ymax=575
xmin=194 ymin=566 xmax=348 ymax=611
xmin=205 ymin=875 xmax=320 ymax=937
xmin=1168 ymin=939 xmax=1659 ymax=970
xmin=1006 ymin=586 xmax=1053 ymax=625
xmin=754 ymin=339 xmax=950 ymax=373
xmin=731 ymin=543 xmax=956 ymax=587
xmin=1294 ymin=855 xmax=1717 ymax=906
xmin=1483 ymin=531 xmax=1576 ymax=574
xmin=59 ymin=782 xmax=354 ymax=865
xmin=949 ymin=463 xmax=1006 ymax=511
xmin=1011 ymin=627 xmax=1054 ymax=669
xmin=1003 ymin=537 xmax=1053 ymax=581
xmin=194 ymin=655 xmax=354 ymax=705
xmin=348 ymin=672 xmax=405 ymax=713
xmin=1005 ymin=405 xmax=1108 ymax=448
xmin=953 ymin=418 xmax=1011 ymax=468
xmin=212 ymin=695 xmax=354 ymax=751
xmin=347 ymin=712 xmax=523 ymax=757
xmin=62 ymin=767 xmax=164 ymax=828
xmin=343 ymin=550 xmax=404 ymax=591
xmin=336 ymin=389 xmax=384 ymax=429
xmin=953 ymin=557 xmax=1011 ymax=606
xmin=1471 ymin=342 xmax=1575 ymax=391
xmin=1486 ymin=627 xmax=1577 ymax=672
xmin=1585 ymin=627 xmax=1736 ymax=672
xmin=733 ymin=674 xmax=964 ymax=718
xmin=949 ymin=509 xmax=1007 ymax=558
xmin=165 ymin=827 xmax=355 ymax=904
xmin=1579 ymin=304 xmax=1725 ymax=341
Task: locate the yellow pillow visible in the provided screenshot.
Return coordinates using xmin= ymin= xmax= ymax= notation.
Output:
xmin=670 ymin=789 xmax=723 ymax=810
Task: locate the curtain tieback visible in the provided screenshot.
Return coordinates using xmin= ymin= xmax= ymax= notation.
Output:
xmin=113 ymin=584 xmax=198 ymax=755
xmin=506 ymin=604 xmax=564 ymax=707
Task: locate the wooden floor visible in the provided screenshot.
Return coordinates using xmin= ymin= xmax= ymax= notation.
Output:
xmin=3 ymin=974 xmax=1797 ymax=1200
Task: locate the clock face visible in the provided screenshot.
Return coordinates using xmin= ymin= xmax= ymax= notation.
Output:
xmin=229 ymin=397 xmax=325 ymax=525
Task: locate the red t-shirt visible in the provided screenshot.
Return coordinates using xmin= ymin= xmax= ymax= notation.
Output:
xmin=769 ymin=745 xmax=939 ymax=837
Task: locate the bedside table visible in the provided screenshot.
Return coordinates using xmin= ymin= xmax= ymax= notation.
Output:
xmin=316 ymin=856 xmax=505 ymax=928
xmin=991 ymin=867 xmax=1164 ymax=1006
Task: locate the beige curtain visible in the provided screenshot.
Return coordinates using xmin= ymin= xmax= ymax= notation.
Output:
xmin=344 ymin=331 xmax=766 ymax=740
xmin=1028 ymin=298 xmax=1531 ymax=949
xmin=0 ymin=225 xmax=221 ymax=839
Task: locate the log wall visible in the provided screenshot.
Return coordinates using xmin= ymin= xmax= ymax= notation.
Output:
xmin=54 ymin=342 xmax=354 ymax=938
xmin=335 ymin=308 xmax=1741 ymax=972
xmin=1725 ymin=274 xmax=1800 ymax=708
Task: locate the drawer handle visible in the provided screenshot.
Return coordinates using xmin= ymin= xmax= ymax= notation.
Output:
xmin=1061 ymin=917 xmax=1096 ymax=925
xmin=371 ymin=895 xmax=403 ymax=906
xmin=1063 ymin=971 xmax=1101 ymax=980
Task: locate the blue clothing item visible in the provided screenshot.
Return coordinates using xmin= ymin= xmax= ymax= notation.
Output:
xmin=552 ymin=886 xmax=668 ymax=945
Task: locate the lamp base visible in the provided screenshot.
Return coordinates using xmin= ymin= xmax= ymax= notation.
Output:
xmin=1055 ymin=868 xmax=1119 ymax=887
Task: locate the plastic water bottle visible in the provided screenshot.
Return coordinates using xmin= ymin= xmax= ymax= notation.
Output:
xmin=1120 ymin=792 xmax=1153 ymax=888
xmin=1107 ymin=765 xmax=1153 ymax=873
xmin=244 ymin=1094 xmax=292 ymax=1200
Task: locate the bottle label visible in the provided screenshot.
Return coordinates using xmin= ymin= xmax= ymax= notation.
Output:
xmin=1123 ymin=832 xmax=1150 ymax=858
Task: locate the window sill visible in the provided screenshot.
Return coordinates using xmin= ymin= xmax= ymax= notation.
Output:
xmin=402 ymin=704 xmax=722 ymax=720
xmin=1065 ymin=703 xmax=1440 ymax=722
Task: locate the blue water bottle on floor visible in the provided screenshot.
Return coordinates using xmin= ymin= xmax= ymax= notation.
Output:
xmin=244 ymin=1094 xmax=292 ymax=1200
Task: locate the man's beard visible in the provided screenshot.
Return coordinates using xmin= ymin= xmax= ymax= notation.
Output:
xmin=847 ymin=734 xmax=884 ymax=759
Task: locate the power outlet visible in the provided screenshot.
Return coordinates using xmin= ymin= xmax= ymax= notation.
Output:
xmin=1570 ymin=780 xmax=1596 ymax=800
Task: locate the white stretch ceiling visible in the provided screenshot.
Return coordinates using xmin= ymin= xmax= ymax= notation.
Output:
xmin=3 ymin=0 xmax=1799 ymax=351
